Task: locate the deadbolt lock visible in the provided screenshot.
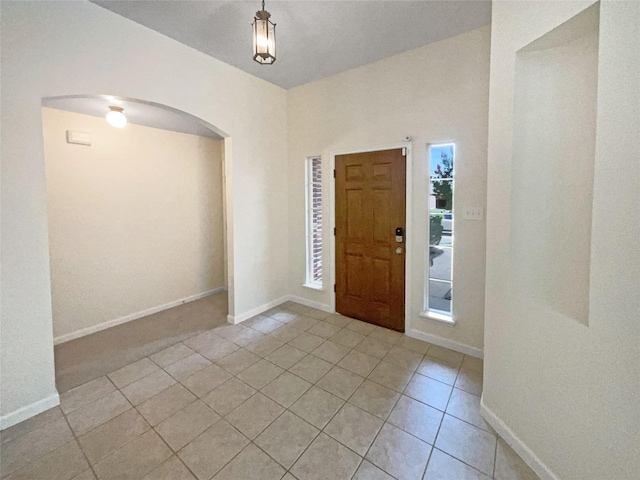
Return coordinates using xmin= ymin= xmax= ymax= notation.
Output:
xmin=395 ymin=227 xmax=404 ymax=243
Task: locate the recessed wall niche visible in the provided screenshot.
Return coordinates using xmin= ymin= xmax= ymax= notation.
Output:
xmin=510 ymin=3 xmax=600 ymax=325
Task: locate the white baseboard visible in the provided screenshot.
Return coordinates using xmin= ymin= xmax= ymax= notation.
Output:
xmin=227 ymin=295 xmax=290 ymax=324
xmin=406 ymin=328 xmax=484 ymax=359
xmin=0 ymin=392 xmax=60 ymax=431
xmin=285 ymin=295 xmax=333 ymax=313
xmin=228 ymin=294 xmax=334 ymax=325
xmin=228 ymin=297 xmax=479 ymax=362
xmin=480 ymin=398 xmax=559 ymax=480
xmin=53 ymin=287 xmax=227 ymax=345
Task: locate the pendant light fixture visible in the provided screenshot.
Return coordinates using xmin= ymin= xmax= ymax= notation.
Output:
xmin=106 ymin=106 xmax=127 ymax=128
xmin=252 ymin=0 xmax=276 ymax=65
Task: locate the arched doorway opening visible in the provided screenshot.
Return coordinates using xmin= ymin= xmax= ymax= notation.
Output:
xmin=41 ymin=94 xmax=233 ymax=392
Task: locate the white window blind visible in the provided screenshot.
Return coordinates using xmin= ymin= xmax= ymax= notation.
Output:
xmin=305 ymin=156 xmax=323 ymax=286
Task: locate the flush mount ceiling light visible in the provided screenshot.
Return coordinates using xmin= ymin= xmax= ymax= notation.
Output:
xmin=106 ymin=106 xmax=127 ymax=128
xmin=252 ymin=0 xmax=276 ymax=65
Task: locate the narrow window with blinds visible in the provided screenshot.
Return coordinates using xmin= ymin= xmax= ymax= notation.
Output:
xmin=304 ymin=156 xmax=323 ymax=288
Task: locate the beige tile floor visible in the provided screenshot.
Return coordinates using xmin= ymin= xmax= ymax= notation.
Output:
xmin=1 ymin=302 xmax=540 ymax=480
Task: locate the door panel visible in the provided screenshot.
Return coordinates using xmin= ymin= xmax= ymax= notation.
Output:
xmin=371 ymin=259 xmax=390 ymax=301
xmin=346 ymin=189 xmax=365 ymax=240
xmin=372 ymin=189 xmax=391 ymax=242
xmin=346 ymin=254 xmax=364 ymax=298
xmin=335 ymin=149 xmax=406 ymax=331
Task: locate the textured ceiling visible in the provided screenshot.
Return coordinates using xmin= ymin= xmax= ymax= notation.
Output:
xmin=92 ymin=0 xmax=492 ymax=89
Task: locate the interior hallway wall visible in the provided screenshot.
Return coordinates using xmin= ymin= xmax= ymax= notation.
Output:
xmin=483 ymin=1 xmax=640 ymax=478
xmin=0 ymin=0 xmax=288 ymax=428
xmin=43 ymin=108 xmax=225 ymax=342
xmin=287 ymin=26 xmax=491 ymax=354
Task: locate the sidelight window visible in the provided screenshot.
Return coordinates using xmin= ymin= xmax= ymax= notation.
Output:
xmin=305 ymin=156 xmax=323 ymax=288
xmin=425 ymin=143 xmax=454 ymax=319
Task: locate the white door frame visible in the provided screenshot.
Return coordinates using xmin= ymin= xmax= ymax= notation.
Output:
xmin=329 ymin=142 xmax=413 ymax=331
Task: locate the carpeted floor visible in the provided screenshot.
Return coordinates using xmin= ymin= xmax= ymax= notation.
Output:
xmin=54 ymin=291 xmax=228 ymax=393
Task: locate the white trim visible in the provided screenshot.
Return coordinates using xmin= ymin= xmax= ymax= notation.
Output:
xmin=227 ymin=295 xmax=289 ymax=324
xmin=0 ymin=393 xmax=60 ymax=431
xmin=425 ymin=141 xmax=456 ymax=316
xmin=406 ymin=328 xmax=483 ymax=359
xmin=285 ymin=294 xmax=333 ymax=313
xmin=329 ymin=142 xmax=413 ymax=331
xmin=227 ymin=293 xmax=334 ymax=325
xmin=405 ymin=144 xmax=414 ymax=333
xmin=418 ymin=310 xmax=456 ymax=326
xmin=53 ymin=287 xmax=227 ymax=345
xmin=480 ymin=398 xmax=559 ymax=480
xmin=302 ymin=283 xmax=325 ymax=292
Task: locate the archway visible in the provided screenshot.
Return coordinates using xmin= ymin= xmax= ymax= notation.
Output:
xmin=41 ymin=94 xmax=233 ymax=392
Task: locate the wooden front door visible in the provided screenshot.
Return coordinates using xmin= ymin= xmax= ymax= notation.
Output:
xmin=335 ymin=149 xmax=406 ymax=332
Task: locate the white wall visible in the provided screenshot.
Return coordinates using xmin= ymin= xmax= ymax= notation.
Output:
xmin=0 ymin=0 xmax=288 ymax=428
xmin=287 ymin=26 xmax=490 ymax=354
xmin=43 ymin=108 xmax=225 ymax=342
xmin=483 ymin=1 xmax=640 ymax=479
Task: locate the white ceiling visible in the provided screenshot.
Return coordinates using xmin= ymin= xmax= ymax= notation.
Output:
xmin=91 ymin=0 xmax=492 ymax=89
xmin=42 ymin=95 xmax=224 ymax=139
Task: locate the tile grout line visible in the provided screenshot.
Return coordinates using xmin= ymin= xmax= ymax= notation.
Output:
xmin=261 ymin=360 xmax=373 ymax=476
xmin=423 ymin=446 xmax=436 ymax=480
xmin=324 ymin=330 xmax=407 ymax=478
xmin=421 ymin=373 xmax=456 ymax=479
xmin=149 ymin=417 xmax=202 ymax=480
xmin=183 ymin=359 xmax=310 ymax=478
xmin=493 ymin=435 xmax=499 ymax=479
xmin=0 ymin=415 xmax=83 ymax=479
xmin=30 ymin=310 xmax=280 ymax=475
xmin=204 ymin=411 xmax=282 ymax=478
xmin=429 ymin=391 xmax=497 ymax=478
xmin=137 ymin=363 xmax=226 ymax=477
xmin=228 ymin=311 xmax=479 ymax=476
xmin=13 ymin=305 xmax=485 ymax=480
xmin=350 ymin=382 xmax=405 ymax=480
xmin=365 ymin=353 xmax=441 ymax=479
xmin=67 ymin=367 xmax=198 ymax=479
xmin=60 ymin=400 xmax=104 ymax=479
xmin=212 ymin=316 xmax=395 ymax=478
xmin=249 ymin=408 xmax=321 ymax=477
xmin=0 ymin=408 xmax=62 ymax=448
xmin=340 ymin=339 xmax=487 ymax=478
xmin=429 ymin=446 xmax=494 ymax=480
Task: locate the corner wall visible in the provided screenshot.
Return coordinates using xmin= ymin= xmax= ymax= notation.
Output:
xmin=287 ymin=26 xmax=491 ymax=353
xmin=0 ymin=0 xmax=288 ymax=428
xmin=483 ymin=1 xmax=640 ymax=478
xmin=43 ymin=108 xmax=225 ymax=342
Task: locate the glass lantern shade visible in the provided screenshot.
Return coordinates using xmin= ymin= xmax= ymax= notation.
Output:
xmin=253 ymin=10 xmax=276 ymax=64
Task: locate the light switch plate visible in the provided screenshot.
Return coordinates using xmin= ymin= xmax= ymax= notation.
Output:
xmin=463 ymin=207 xmax=484 ymax=220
